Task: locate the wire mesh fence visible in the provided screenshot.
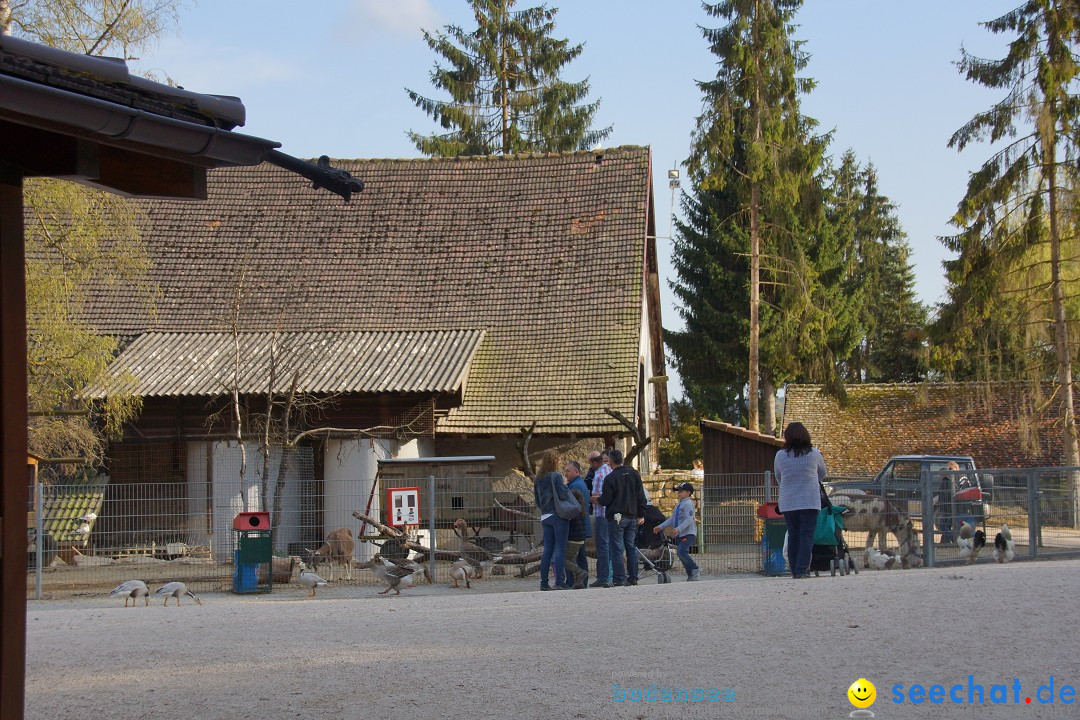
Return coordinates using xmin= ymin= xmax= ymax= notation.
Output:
xmin=25 ymin=459 xmax=1080 ymax=598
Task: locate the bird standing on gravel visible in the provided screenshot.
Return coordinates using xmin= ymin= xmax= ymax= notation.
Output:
xmin=370 ymin=554 xmax=414 ymax=595
xmin=993 ymin=524 xmax=1015 ymax=564
xmin=109 ymin=580 xmax=151 ymax=607
xmin=155 ymin=582 xmax=202 ymax=607
xmin=297 ymin=561 xmax=329 ymax=597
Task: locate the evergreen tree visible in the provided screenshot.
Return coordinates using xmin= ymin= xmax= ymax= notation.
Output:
xmin=665 ymin=184 xmax=749 ymax=424
xmin=406 ymin=0 xmax=611 ymax=156
xmin=832 ymin=157 xmax=927 ymax=383
xmin=944 ymin=0 xmax=1080 ymax=467
xmin=685 ymin=0 xmax=823 ymax=431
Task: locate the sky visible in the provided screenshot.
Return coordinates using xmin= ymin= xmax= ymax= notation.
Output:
xmin=131 ymin=0 xmax=1019 ymax=399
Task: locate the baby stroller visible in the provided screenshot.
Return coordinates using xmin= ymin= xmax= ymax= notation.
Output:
xmin=810 ymin=504 xmax=858 ymax=577
xmin=636 ymin=504 xmax=675 ymax=584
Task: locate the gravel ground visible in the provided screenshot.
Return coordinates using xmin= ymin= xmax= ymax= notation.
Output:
xmin=25 ymin=558 xmax=1080 ymax=719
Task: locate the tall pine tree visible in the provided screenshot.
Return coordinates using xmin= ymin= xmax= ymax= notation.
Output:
xmin=406 ymin=0 xmax=611 ymax=156
xmin=681 ymin=0 xmax=822 ymax=431
xmin=944 ymin=1 xmax=1080 ymax=468
xmin=665 ymin=184 xmax=749 ymax=423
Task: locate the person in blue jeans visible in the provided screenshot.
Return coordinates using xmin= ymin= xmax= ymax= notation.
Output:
xmin=774 ymin=422 xmax=826 ymax=579
xmin=653 ymin=481 xmax=701 ymax=580
xmin=598 ymin=448 xmax=647 ymax=587
xmin=564 ymin=461 xmax=592 ymax=588
xmin=588 ymin=451 xmax=613 ymax=587
xmin=533 ymin=470 xmax=572 ymax=590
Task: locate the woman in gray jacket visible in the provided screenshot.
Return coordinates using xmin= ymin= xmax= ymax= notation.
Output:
xmin=774 ymin=422 xmax=826 ymax=579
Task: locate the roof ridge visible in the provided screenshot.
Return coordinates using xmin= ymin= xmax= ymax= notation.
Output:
xmin=307 ymin=145 xmax=650 ymax=165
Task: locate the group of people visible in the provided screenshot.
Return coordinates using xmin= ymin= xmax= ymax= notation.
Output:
xmin=532 ymin=448 xmax=701 ymax=591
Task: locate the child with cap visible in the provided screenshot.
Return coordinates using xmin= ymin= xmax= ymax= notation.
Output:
xmin=653 ymin=482 xmax=701 ymax=580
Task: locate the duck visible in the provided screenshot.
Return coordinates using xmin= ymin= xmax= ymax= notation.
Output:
xmin=297 ymin=561 xmax=329 ymax=597
xmin=155 ymin=581 xmax=202 ymax=607
xmin=108 ymin=580 xmax=150 ymax=607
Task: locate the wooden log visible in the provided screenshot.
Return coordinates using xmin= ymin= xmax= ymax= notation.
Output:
xmin=493 ymin=548 xmax=544 ymax=565
xmin=404 ymin=541 xmax=466 ymax=562
xmin=517 ymin=562 xmax=540 ymax=578
xmin=352 ymin=511 xmax=402 ymax=538
xmin=493 ymin=497 xmax=535 ymax=520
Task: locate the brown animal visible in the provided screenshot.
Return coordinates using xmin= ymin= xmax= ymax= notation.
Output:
xmin=829 ymin=491 xmax=924 ymax=569
xmin=306 ymin=528 xmax=355 ymax=581
xmin=452 ymin=518 xmax=493 ymax=568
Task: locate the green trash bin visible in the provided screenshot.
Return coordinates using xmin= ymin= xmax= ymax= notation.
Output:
xmin=757 ymin=502 xmax=788 ymax=576
xmin=233 ymin=512 xmax=272 ymax=593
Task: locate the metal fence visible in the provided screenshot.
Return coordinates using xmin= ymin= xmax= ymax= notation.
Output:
xmin=26 ymin=466 xmax=1080 ymax=598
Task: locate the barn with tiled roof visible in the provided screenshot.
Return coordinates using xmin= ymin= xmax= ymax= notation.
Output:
xmin=83 ymin=146 xmax=668 ymax=477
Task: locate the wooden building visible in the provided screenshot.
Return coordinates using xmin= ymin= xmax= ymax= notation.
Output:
xmin=700 ymin=419 xmax=783 ymax=477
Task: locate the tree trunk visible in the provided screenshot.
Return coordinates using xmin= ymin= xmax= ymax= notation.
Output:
xmin=0 ymin=0 xmax=11 ymax=35
xmin=747 ymin=0 xmax=763 ymax=433
xmin=762 ymin=374 xmax=776 ymax=436
xmin=499 ymin=3 xmax=510 ymax=154
xmin=271 ymin=370 xmax=300 ymax=538
xmin=1044 ymin=118 xmax=1080 ymax=526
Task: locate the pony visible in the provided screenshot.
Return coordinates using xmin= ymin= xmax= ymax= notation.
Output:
xmin=828 ymin=489 xmax=924 ymax=569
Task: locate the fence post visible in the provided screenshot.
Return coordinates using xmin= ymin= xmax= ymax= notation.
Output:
xmin=921 ymin=467 xmax=935 ymax=568
xmin=34 ymin=478 xmax=43 ymax=600
xmin=1028 ymin=470 xmax=1039 ymax=560
xmin=764 ymin=471 xmax=772 ymax=504
xmin=428 ymin=474 xmax=436 ymax=582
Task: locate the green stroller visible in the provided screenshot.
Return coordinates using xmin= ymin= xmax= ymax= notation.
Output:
xmin=810 ymin=505 xmax=858 ymax=576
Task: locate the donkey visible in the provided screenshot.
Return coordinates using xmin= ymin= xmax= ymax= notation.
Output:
xmin=305 ymin=527 xmax=355 ymax=581
xmin=829 ymin=490 xmax=924 ymax=569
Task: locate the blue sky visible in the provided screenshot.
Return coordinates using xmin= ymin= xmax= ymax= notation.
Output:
xmin=133 ymin=0 xmax=1018 ymax=397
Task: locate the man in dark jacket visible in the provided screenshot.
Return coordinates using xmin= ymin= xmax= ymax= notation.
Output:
xmin=597 ymin=448 xmax=647 ymax=586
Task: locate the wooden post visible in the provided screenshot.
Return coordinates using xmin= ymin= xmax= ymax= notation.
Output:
xmin=1 ymin=171 xmax=28 ymax=720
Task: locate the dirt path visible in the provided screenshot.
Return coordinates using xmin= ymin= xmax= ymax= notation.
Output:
xmin=26 ymin=558 xmax=1080 ymax=719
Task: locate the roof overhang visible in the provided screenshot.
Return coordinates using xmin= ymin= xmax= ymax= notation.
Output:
xmin=700 ymin=418 xmax=784 ymax=447
xmin=86 ymin=330 xmax=487 ymax=398
xmin=0 ymin=34 xmax=362 ymax=200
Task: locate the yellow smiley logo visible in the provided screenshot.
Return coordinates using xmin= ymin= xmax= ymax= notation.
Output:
xmin=848 ymin=678 xmax=876 ymax=709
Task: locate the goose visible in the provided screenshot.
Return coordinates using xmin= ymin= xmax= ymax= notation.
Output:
xmin=381 ymin=555 xmax=431 ymax=587
xmin=108 ymin=580 xmax=150 ymax=607
xmin=155 ymin=582 xmax=202 ymax=607
xmin=370 ymin=554 xmax=414 ymax=595
xmin=77 ymin=512 xmax=98 ymax=523
xmin=297 ymin=561 xmax=329 ymax=597
xmin=74 ymin=522 xmax=91 ymax=547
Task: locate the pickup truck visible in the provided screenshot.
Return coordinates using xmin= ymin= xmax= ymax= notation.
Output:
xmin=865 ymin=455 xmax=993 ymax=537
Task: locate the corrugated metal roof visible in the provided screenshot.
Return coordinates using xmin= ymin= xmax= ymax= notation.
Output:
xmin=86 ymin=330 xmax=485 ymax=398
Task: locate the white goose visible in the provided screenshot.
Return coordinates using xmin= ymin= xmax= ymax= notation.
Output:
xmin=297 ymin=561 xmax=329 ymax=597
xmin=155 ymin=582 xmax=202 ymax=607
xmin=108 ymin=580 xmax=150 ymax=607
